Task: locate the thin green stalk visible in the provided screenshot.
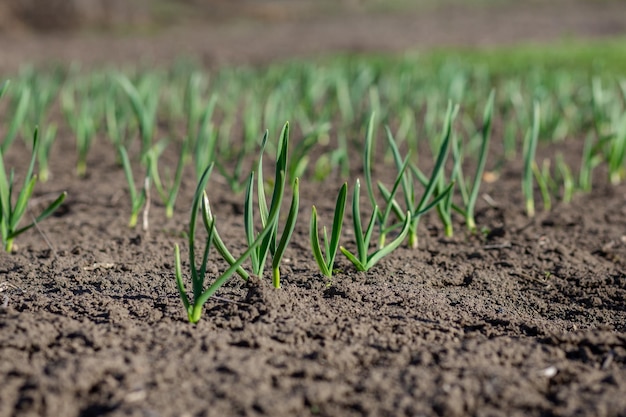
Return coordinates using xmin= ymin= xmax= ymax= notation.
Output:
xmin=271 ymin=177 xmax=299 ymax=288
xmin=146 ymin=139 xmax=187 ymax=218
xmin=36 ymin=124 xmax=57 ymax=183
xmin=216 ymin=148 xmax=248 ymax=194
xmin=61 ymin=85 xmax=97 ymax=177
xmin=464 ymin=90 xmax=495 ymax=231
xmin=532 ymin=160 xmax=552 ymax=212
xmin=555 ymin=154 xmax=574 ymax=203
xmin=175 ymin=162 xmax=284 ymax=323
xmin=194 ymin=94 xmax=219 ymax=178
xmin=310 ymin=183 xmax=347 ymax=277
xmin=407 ymin=102 xmax=456 ymax=248
xmin=340 ymin=179 xmax=410 ymax=272
xmin=118 ymin=146 xmax=150 ymax=228
xmin=115 ymin=74 xmax=159 ymax=158
xmin=1 ymin=81 xmax=30 ymax=153
xmin=0 ymin=128 xmax=66 ymax=252
xmin=243 ymin=123 xmax=299 ymax=285
xmin=363 ymin=113 xmax=412 ymax=248
xmin=522 ymin=101 xmax=541 ymax=217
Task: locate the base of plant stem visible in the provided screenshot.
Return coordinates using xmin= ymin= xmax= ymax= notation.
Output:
xmin=128 ymin=212 xmax=139 ymax=228
xmin=76 ymin=161 xmax=87 ymax=178
xmin=39 ymin=168 xmax=50 ymax=183
xmin=526 ymin=200 xmax=536 ymax=218
xmin=407 ymin=232 xmax=418 ymax=249
xmin=188 ymin=305 xmax=203 ymax=324
xmin=272 ymin=267 xmax=281 ymax=289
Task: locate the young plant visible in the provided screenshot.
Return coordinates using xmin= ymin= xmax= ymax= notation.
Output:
xmin=377 ymin=103 xmax=456 ymax=249
xmin=115 ymin=73 xmax=159 ymax=157
xmin=555 ymin=154 xmax=574 ymax=203
xmin=243 ymin=124 xmax=300 ymax=288
xmin=104 ymin=92 xmax=129 ymax=152
xmin=340 ymin=179 xmax=410 ymax=272
xmin=118 ymin=145 xmax=150 ymax=228
xmin=1 ymin=81 xmax=30 ymax=153
xmin=363 ymin=113 xmax=413 ymax=248
xmin=310 ymin=182 xmax=347 ymax=277
xmin=457 ymin=90 xmax=495 ymax=231
xmin=174 ymin=163 xmax=282 ymax=324
xmin=0 ymin=129 xmax=66 ymax=252
xmin=578 ymin=133 xmax=603 ymax=193
xmin=61 ymin=84 xmax=97 ymax=177
xmin=36 ymin=124 xmax=57 ymax=183
xmin=606 ymin=83 xmax=626 ymax=185
xmin=193 ymin=94 xmax=219 ymax=179
xmin=532 ymin=159 xmax=552 ymax=213
xmin=216 ymin=147 xmax=249 ymax=194
xmin=522 ymin=101 xmax=541 ymax=217
xmin=146 ymin=139 xmax=186 ymax=218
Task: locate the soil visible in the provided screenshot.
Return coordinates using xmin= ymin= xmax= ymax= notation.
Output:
xmin=1 ymin=2 xmax=626 ymax=417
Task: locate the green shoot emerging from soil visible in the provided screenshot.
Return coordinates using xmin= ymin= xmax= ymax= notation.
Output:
xmin=310 ymin=182 xmax=347 ymax=277
xmin=243 ymin=124 xmax=300 ymax=288
xmin=0 ymin=128 xmax=66 ymax=252
xmin=118 ymin=145 xmax=150 ymax=229
xmin=146 ymin=139 xmax=187 ymax=218
xmin=174 ymin=163 xmax=282 ymax=324
xmin=522 ymin=101 xmax=541 ymax=217
xmin=340 ymin=179 xmax=410 ymax=272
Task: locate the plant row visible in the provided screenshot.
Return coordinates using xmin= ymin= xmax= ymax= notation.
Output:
xmin=1 ymin=58 xmax=625 ymax=322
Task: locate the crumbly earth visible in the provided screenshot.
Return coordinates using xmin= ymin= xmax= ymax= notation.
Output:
xmin=1 ymin=2 xmax=626 ymax=417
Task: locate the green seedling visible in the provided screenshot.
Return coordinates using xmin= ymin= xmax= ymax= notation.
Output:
xmin=174 ymin=163 xmax=282 ymax=324
xmin=458 ymin=90 xmax=495 ymax=231
xmin=202 ymin=124 xmax=299 ymax=288
xmin=289 ymin=123 xmax=330 ymax=181
xmin=0 ymin=129 xmax=66 ymax=252
xmin=146 ymin=139 xmax=186 ymax=218
xmin=532 ymin=159 xmax=552 ymax=213
xmin=61 ymin=84 xmax=97 ymax=177
xmin=20 ymin=67 xmax=61 ymax=129
xmin=115 ymin=73 xmax=159 ymax=157
xmin=310 ymin=183 xmax=347 ymax=277
xmin=1 ymin=81 xmax=30 ymax=153
xmin=243 ymin=124 xmax=300 ymax=288
xmin=104 ymin=92 xmax=129 ymax=153
xmin=183 ymin=72 xmax=206 ymax=144
xmin=555 ymin=154 xmax=574 ymax=203
xmin=36 ymin=124 xmax=57 ymax=183
xmin=340 ymin=179 xmax=410 ymax=272
xmin=363 ymin=112 xmax=412 ymax=248
xmin=216 ymin=148 xmax=249 ymax=194
xmin=0 ymin=80 xmax=7 ymax=101
xmin=378 ymin=103 xmax=456 ymax=248
xmin=606 ymin=81 xmax=626 ymax=185
xmin=522 ymin=101 xmax=541 ymax=217
xmin=433 ymin=132 xmax=461 ymax=237
xmin=193 ymin=94 xmax=219 ymax=179
xmin=579 ymin=133 xmax=602 ymax=193
xmin=118 ymin=145 xmax=150 ymax=228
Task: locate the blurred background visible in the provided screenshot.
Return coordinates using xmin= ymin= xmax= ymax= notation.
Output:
xmin=0 ymin=0 xmax=624 ymax=71
xmin=1 ymin=0 xmax=470 ymax=32
xmin=0 ymin=0 xmax=623 ymax=34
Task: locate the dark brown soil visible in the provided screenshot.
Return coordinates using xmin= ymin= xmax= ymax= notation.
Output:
xmin=1 ymin=2 xmax=626 ymax=417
